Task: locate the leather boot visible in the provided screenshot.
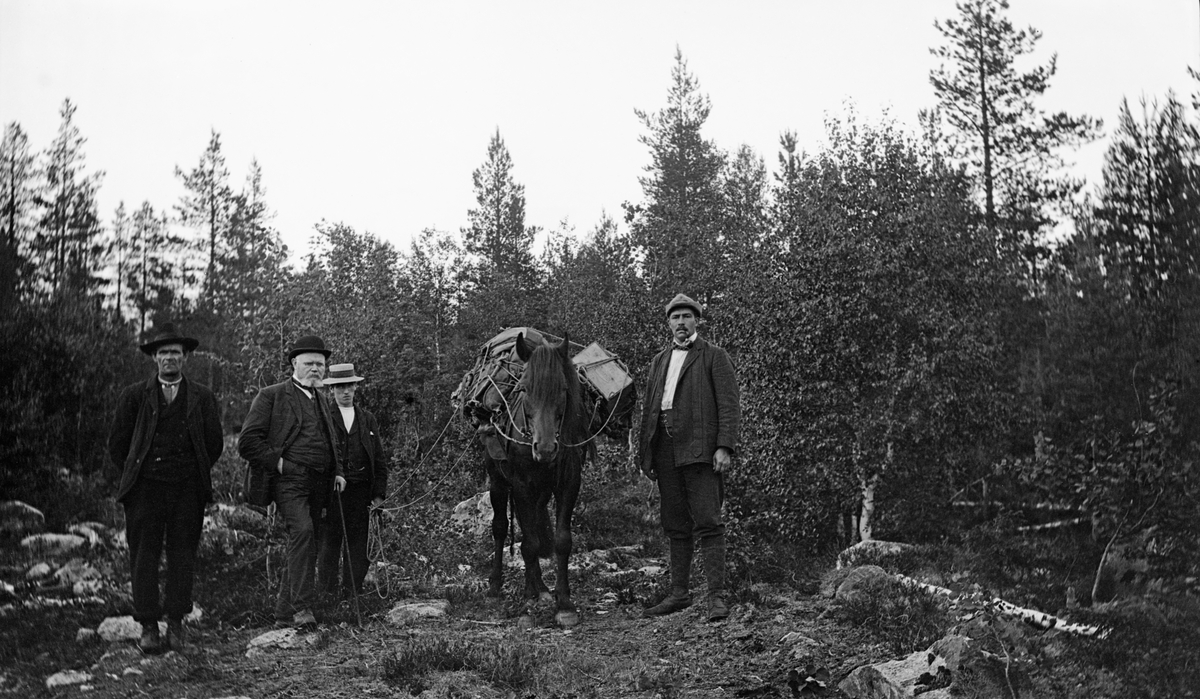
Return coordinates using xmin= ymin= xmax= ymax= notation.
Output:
xmin=701 ymin=538 xmax=729 ymax=622
xmin=166 ymin=619 xmax=193 ymax=654
xmin=644 ymin=540 xmax=693 ymax=617
xmin=137 ymin=621 xmax=164 ymax=654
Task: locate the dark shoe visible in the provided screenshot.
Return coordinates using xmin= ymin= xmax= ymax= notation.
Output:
xmin=706 ymin=594 xmax=730 ymax=622
xmin=137 ymin=622 xmax=164 ymax=654
xmin=643 ymin=590 xmax=692 ymax=617
xmin=166 ymin=619 xmax=194 ymax=653
xmin=293 ymin=609 xmax=317 ymax=628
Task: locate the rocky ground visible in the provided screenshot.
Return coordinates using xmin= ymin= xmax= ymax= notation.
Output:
xmin=3 ymin=495 xmax=1197 ymax=698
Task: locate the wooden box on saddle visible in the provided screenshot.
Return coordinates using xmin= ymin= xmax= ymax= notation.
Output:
xmin=452 ymin=327 xmax=637 ymax=460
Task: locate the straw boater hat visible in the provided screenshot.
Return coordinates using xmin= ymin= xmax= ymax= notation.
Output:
xmin=664 ymin=293 xmax=703 ymax=318
xmin=323 ymin=363 xmax=364 ymax=385
xmin=288 ymin=335 xmax=332 ymax=361
xmin=139 ymin=323 xmax=200 ymax=356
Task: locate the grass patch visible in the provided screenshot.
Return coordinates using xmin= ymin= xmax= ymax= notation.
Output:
xmin=380 ymin=629 xmax=605 ymax=695
xmin=831 ymin=574 xmax=951 ymax=655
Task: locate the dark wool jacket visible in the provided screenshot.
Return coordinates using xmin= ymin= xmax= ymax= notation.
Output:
xmin=330 ymin=400 xmax=389 ymax=501
xmin=237 ymin=379 xmax=344 ymax=480
xmin=108 ymin=375 xmax=224 ymax=503
xmin=638 ymin=336 xmax=741 ymax=473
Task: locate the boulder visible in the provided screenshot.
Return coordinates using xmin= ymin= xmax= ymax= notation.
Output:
xmin=97 ymin=616 xmax=166 ymax=642
xmin=55 ymin=558 xmax=101 ymax=585
xmin=835 ymin=565 xmax=892 ymax=604
xmin=67 ymin=524 xmax=104 ymax=547
xmin=451 ymin=492 xmax=493 ymax=537
xmin=838 ymin=634 xmax=975 ymax=699
xmin=75 ymin=628 xmax=98 ymax=643
xmin=26 ymin=562 xmax=52 ymax=580
xmin=20 ymin=533 xmax=86 ymax=556
xmin=388 ymin=599 xmax=450 ymax=625
xmin=0 ymin=500 xmax=45 ymax=536
xmin=73 ymin=580 xmax=105 ymax=596
xmin=245 ymin=628 xmax=318 ymax=658
xmin=44 ymin=669 xmax=92 ymax=689
xmin=837 ymin=540 xmax=916 ymax=570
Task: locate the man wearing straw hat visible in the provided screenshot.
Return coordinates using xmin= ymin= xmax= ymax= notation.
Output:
xmin=238 ymin=335 xmax=345 ymax=628
xmin=109 ymin=323 xmax=223 ymax=653
xmin=317 ymin=363 xmax=389 ymax=598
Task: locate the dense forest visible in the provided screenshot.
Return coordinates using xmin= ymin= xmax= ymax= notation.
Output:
xmin=2 ymin=0 xmax=1198 ymax=577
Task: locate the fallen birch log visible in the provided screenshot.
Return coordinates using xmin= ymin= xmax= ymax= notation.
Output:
xmin=952 ymin=501 xmax=1083 ymax=513
xmin=894 ymin=574 xmax=1107 ymax=638
xmin=1016 ymin=517 xmax=1090 ymax=533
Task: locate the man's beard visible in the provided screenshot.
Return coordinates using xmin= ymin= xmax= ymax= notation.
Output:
xmin=296 ymin=375 xmax=324 ymax=388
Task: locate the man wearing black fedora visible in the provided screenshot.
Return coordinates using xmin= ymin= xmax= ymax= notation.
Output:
xmin=238 ymin=335 xmax=345 ymax=628
xmin=109 ymin=323 xmax=223 ymax=653
xmin=317 ymin=363 xmax=389 ymax=598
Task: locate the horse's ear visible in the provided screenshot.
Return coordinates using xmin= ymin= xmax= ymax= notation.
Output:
xmin=558 ymin=332 xmax=570 ymax=361
xmin=515 ymin=332 xmax=531 ymax=362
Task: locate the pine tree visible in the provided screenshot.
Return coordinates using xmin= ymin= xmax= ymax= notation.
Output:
xmin=625 ymin=48 xmax=727 ymax=306
xmin=927 ymin=0 xmax=1099 ymax=281
xmin=34 ymin=99 xmax=106 ymax=298
xmin=1094 ymin=94 xmax=1199 ymax=305
xmin=0 ymin=122 xmax=37 ymax=308
xmin=175 ymin=129 xmax=233 ymax=299
xmin=459 ymin=130 xmax=543 ymax=337
xmin=462 ymin=129 xmax=538 ymax=279
xmin=109 ymin=202 xmax=130 ymax=319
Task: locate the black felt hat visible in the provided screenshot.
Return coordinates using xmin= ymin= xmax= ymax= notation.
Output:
xmin=288 ymin=335 xmax=332 ymax=361
xmin=139 ymin=323 xmax=200 ymax=356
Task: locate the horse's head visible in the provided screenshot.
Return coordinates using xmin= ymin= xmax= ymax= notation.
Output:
xmin=515 ymin=331 xmax=579 ymax=464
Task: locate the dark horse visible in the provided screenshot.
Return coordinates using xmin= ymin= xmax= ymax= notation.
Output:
xmin=485 ymin=331 xmax=591 ymax=627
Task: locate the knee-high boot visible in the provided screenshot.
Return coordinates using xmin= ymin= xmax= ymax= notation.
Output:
xmin=701 ymin=537 xmax=729 ymax=621
xmin=643 ymin=539 xmax=693 ymax=617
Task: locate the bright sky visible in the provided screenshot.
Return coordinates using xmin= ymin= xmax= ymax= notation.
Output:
xmin=2 ymin=1 xmax=1197 ymax=259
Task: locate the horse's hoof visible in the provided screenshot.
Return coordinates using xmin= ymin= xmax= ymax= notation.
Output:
xmin=538 ymin=591 xmax=554 ymax=605
xmin=517 ymin=615 xmax=535 ymax=630
xmin=555 ymin=610 xmax=580 ymax=628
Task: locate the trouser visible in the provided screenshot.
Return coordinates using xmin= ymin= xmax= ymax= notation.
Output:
xmin=317 ymin=479 xmax=372 ymax=594
xmin=123 ymin=476 xmax=205 ymax=623
xmin=652 ymin=413 xmax=725 ymax=545
xmin=273 ymin=462 xmax=330 ymax=618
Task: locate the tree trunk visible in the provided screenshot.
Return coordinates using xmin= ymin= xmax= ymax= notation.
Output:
xmin=859 ymin=473 xmax=878 ymax=542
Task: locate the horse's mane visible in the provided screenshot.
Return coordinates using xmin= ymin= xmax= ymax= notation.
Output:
xmin=523 ymin=339 xmax=590 ymax=447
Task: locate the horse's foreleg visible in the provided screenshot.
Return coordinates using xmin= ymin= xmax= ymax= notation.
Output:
xmin=552 ymin=467 xmax=582 ymax=628
xmin=487 ymin=474 xmax=509 ymax=598
xmin=513 ymin=497 xmax=552 ymax=603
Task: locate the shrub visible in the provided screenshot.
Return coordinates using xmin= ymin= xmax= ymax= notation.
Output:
xmin=832 ymin=575 xmax=951 ymax=655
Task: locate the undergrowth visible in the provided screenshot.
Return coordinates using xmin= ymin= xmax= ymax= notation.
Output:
xmin=829 ymin=574 xmax=951 ymax=654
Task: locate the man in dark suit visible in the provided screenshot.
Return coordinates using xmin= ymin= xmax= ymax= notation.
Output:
xmin=238 ymin=335 xmax=345 ymax=628
xmin=109 ymin=323 xmax=223 ymax=653
xmin=317 ymin=363 xmax=388 ymax=597
xmin=639 ymin=294 xmax=741 ymax=622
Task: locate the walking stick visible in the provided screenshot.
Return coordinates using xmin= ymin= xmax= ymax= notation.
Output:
xmin=335 ymin=486 xmax=363 ymax=626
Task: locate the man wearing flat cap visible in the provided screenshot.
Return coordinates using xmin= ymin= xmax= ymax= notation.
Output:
xmin=639 ymin=294 xmax=741 ymax=622
xmin=317 ymin=363 xmax=389 ymax=597
xmin=109 ymin=323 xmax=223 ymax=653
xmin=238 ymin=335 xmax=345 ymax=628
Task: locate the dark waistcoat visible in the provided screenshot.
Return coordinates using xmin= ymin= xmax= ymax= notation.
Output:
xmin=142 ymin=382 xmax=197 ymax=482
xmin=283 ymin=390 xmax=333 ymax=471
